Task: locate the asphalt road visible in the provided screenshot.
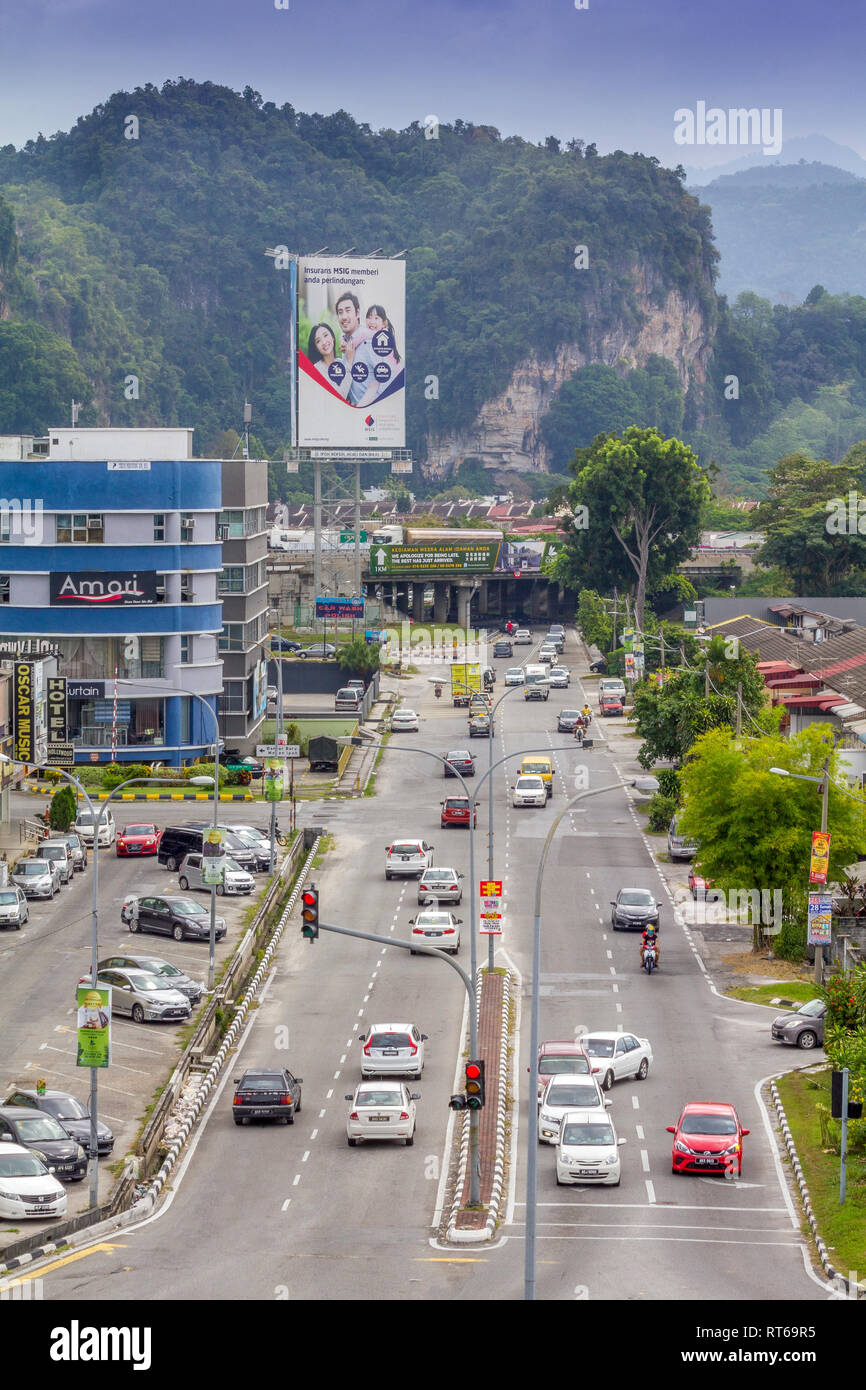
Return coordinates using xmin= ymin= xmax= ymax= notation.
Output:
xmin=18 ymin=634 xmax=832 ymax=1301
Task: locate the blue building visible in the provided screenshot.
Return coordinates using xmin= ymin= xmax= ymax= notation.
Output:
xmin=0 ymin=428 xmax=224 ymax=763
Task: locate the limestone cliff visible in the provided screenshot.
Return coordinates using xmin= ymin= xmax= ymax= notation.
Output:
xmin=424 ymin=274 xmax=714 ymax=479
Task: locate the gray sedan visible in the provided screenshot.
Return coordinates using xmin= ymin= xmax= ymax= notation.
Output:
xmin=94 ymin=968 xmax=191 ymax=1024
xmin=770 ymin=998 xmax=826 ymax=1049
xmin=97 ymin=955 xmax=205 ymax=1005
xmin=11 ymin=858 xmax=59 ymax=899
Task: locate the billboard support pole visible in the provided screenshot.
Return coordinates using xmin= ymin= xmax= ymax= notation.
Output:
xmin=354 ymin=458 xmax=362 ymax=602
xmin=313 ymin=457 xmax=322 ymax=626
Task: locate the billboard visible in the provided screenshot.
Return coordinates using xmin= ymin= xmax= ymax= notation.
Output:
xmin=50 ymin=571 xmax=159 ymax=607
xmin=297 ymin=257 xmax=405 ymax=448
xmin=77 ymin=984 xmax=111 ymax=1068
xmin=315 ymin=597 xmax=364 ymax=619
xmin=367 ymin=537 xmax=561 ymax=577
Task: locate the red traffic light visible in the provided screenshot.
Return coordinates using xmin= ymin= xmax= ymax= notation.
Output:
xmin=301 ymin=884 xmax=319 ymax=940
xmin=465 ymin=1063 xmax=482 ymax=1080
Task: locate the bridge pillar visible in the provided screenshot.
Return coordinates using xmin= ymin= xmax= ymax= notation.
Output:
xmin=456 ymin=583 xmax=473 ymax=631
xmin=412 ymin=584 xmax=425 ymax=622
xmin=477 ymin=581 xmax=489 ymax=617
xmin=433 ymin=582 xmax=449 ymax=625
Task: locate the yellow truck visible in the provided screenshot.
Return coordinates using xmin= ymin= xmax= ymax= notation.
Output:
xmin=451 ymin=663 xmax=482 ymax=707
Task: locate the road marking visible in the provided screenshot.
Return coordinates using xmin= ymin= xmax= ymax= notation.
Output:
xmin=645 ymin=1179 xmax=656 ymax=1204
xmin=293 ymin=1174 xmax=301 ymax=1186
xmin=632 ymin=1095 xmax=639 ymax=1109
xmin=333 ymin=1071 xmax=340 ymax=1080
xmin=612 ymin=984 xmax=618 ymax=993
xmin=326 ymin=1089 xmax=333 ymax=1100
xmin=282 ymin=1199 xmax=291 ymax=1211
xmin=640 ymin=1149 xmax=650 ymax=1172
xmin=635 ymin=1124 xmax=644 ymax=1140
xmin=319 ymin=1109 xmax=326 ymax=1118
xmin=615 ymin=1002 xmax=622 ymax=1013
xmin=340 ymin=1054 xmax=346 ymax=1065
xmin=507 ymin=1233 xmax=803 ymax=1246
xmin=6 ymin=1243 xmax=127 ymax=1280
xmin=417 ymin=1257 xmax=489 ymax=1263
xmin=302 ymin=1150 xmax=310 ymax=1162
xmin=606 ymin=950 xmax=612 ymax=960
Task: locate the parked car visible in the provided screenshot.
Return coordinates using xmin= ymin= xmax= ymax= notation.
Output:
xmin=335 ymin=687 xmax=363 ymax=712
xmin=4 ymin=1089 xmax=114 ymax=1155
xmin=0 ymin=1143 xmax=68 ymax=1219
xmin=589 ymin=657 xmax=607 ymax=674
xmin=232 ymin=1069 xmax=302 ymax=1125
xmin=599 ymin=677 xmax=626 ymax=702
xmin=555 ymin=1110 xmax=626 ymax=1186
xmin=360 ymin=1024 xmax=428 ymax=1078
xmin=96 ymin=953 xmax=204 ymax=1004
xmin=610 ymin=888 xmax=660 ymax=931
xmin=579 ymin=1032 xmax=653 ymax=1089
xmin=689 ymin=867 xmax=712 ymax=898
xmin=440 ymin=797 xmax=477 ymax=828
xmin=668 ymin=815 xmax=698 ymax=861
xmin=158 ymin=823 xmax=205 ymax=871
xmin=345 ymin=1082 xmax=419 ymax=1146
xmin=512 ymin=775 xmax=547 ymax=808
xmin=492 ymin=640 xmax=513 ymax=658
xmin=123 ymin=893 xmax=227 ymax=942
xmin=417 ymin=866 xmax=463 ymax=905
xmin=297 ymin=642 xmax=336 ymax=658
xmin=770 ymin=998 xmax=826 ymax=1049
xmin=667 ymin=1102 xmax=749 ymax=1176
xmin=10 ymin=857 xmax=58 ymax=899
xmin=385 ymin=839 xmax=434 ymax=880
xmin=0 ymin=886 xmax=29 ymax=930
xmin=600 ymin=695 xmax=624 ymax=716
xmin=35 ymin=840 xmax=73 ymax=886
xmin=270 ymin=636 xmax=302 ymax=652
xmin=49 ymin=831 xmax=87 ymax=872
xmin=74 ymin=807 xmax=116 ymax=848
xmin=92 ymin=968 xmax=191 ymax=1024
xmin=408 ymin=907 xmax=461 ymax=954
xmin=228 ymin=828 xmax=272 ymax=871
xmin=443 ymin=749 xmax=475 ymax=778
xmin=116 ymin=823 xmax=161 ymax=858
xmin=0 ymin=1107 xmax=87 ymax=1180
xmin=177 ymin=854 xmax=255 ymax=896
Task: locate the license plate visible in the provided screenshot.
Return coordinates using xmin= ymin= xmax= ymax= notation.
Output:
xmin=26 ymin=1206 xmax=54 ymax=1215
xmin=424 ymin=931 xmax=442 ymax=937
xmin=369 ymin=1116 xmax=389 ymax=1123
xmin=578 ymin=1168 xmax=599 ymax=1176
xmin=382 ymin=1049 xmax=398 ymax=1056
xmin=251 ymin=1108 xmax=271 ymax=1116
xmin=401 ymin=856 xmax=410 ymax=862
xmin=58 ymin=1165 xmax=74 ymax=1173
xmin=695 ymin=1157 xmax=719 ymax=1166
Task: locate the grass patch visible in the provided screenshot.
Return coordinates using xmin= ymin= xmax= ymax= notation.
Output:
xmin=312 ymin=833 xmax=335 ymax=868
xmin=775 ymin=1067 xmax=866 ymax=1277
xmin=727 ymin=981 xmax=817 ymax=1007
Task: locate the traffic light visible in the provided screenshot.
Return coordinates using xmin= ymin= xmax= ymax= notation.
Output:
xmin=464 ymin=1059 xmax=486 ymax=1110
xmin=448 ymin=1094 xmax=467 ymax=1111
xmin=301 ymin=884 xmax=319 ymax=942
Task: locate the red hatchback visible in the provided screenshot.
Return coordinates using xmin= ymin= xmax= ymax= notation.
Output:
xmin=440 ymin=797 xmax=478 ymax=829
xmin=532 ymin=1041 xmax=596 ymax=1104
xmin=600 ymin=695 xmax=624 ymax=717
xmin=668 ymin=1102 xmax=749 ymax=1176
xmin=116 ymin=823 xmax=162 ymax=857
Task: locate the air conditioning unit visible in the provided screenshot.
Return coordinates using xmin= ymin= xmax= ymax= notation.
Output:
xmin=87 ymin=518 xmax=102 ymax=529
xmin=217 ymin=524 xmax=230 ymax=541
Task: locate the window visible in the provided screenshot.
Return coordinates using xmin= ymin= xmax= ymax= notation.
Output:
xmin=180 ymin=572 xmax=194 ymax=603
xmin=179 ymin=635 xmax=191 ymax=663
xmin=57 ymin=514 xmax=103 ymax=543
xmin=155 ymin=574 xmax=166 ymax=602
xmin=218 ymin=509 xmax=245 ymax=540
xmin=219 ymin=624 xmax=244 ymax=652
xmin=180 ymin=514 xmax=195 ymax=542
xmin=221 ymin=683 xmax=247 ymax=713
xmin=218 ymin=567 xmax=245 ymax=594
xmin=0 ymin=575 xmax=8 ymax=604
xmin=153 ymin=514 xmax=166 ymax=542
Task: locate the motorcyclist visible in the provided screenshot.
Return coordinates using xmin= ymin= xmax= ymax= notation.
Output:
xmin=640 ymin=924 xmax=659 ymax=968
xmin=573 ymin=715 xmax=584 ymax=743
xmin=581 ymin=703 xmax=592 ymax=725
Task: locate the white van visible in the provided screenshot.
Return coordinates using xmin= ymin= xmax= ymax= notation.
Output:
xmin=524 ymin=665 xmax=549 ymax=700
xmin=599 ymin=677 xmax=626 ymax=703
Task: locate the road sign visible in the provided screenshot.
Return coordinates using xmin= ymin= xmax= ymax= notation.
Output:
xmin=340 ymin=530 xmax=368 ymax=544
xmin=480 ymin=880 xmax=502 ymax=897
xmin=480 ymin=898 xmax=501 ymax=914
xmin=479 ymin=918 xmax=503 ymax=936
xmin=257 ymin=744 xmax=300 ymax=758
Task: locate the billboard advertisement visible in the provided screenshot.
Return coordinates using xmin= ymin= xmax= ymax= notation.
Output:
xmin=77 ymin=985 xmax=111 ymax=1068
xmin=315 ymin=597 xmax=364 ymax=619
xmin=809 ymin=830 xmax=831 ymax=884
xmin=807 ymin=893 xmax=833 ymax=946
xmin=368 ymin=537 xmax=561 ymax=577
xmin=297 ymin=257 xmax=405 ymax=448
xmin=202 ymin=827 xmax=226 ymax=886
xmin=50 ymin=571 xmax=159 ymax=607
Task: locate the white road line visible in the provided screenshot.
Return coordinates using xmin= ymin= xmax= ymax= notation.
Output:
xmin=319 ymin=1109 xmax=326 ymax=1118
xmin=632 ymin=1095 xmax=639 ymax=1109
xmin=510 ymin=1233 xmax=802 ymax=1246
xmin=310 ymin=1129 xmax=318 ymax=1141
xmin=645 ymin=1179 xmax=656 ymax=1204
xmin=326 ymin=1089 xmax=333 ymax=1099
xmin=635 ymin=1124 xmax=644 ymax=1140
xmin=516 ymin=1202 xmax=790 ymax=1212
xmin=615 ymin=1002 xmax=622 ymax=1013
xmin=333 ymin=1071 xmax=340 ymax=1080
xmin=609 ymin=966 xmax=616 ymax=975
xmin=606 ymin=950 xmax=612 ymax=960
xmin=281 ymin=1199 xmax=291 ymax=1211
xmin=302 ymin=1150 xmax=310 ymax=1162
xmin=293 ymin=1174 xmax=301 ymax=1186
xmin=612 ymin=984 xmax=618 ymax=993
xmin=640 ymin=1149 xmax=650 ymax=1172
xmin=339 ymin=1054 xmax=346 ymax=1064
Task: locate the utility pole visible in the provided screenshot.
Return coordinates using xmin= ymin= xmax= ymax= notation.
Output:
xmin=660 ymin=627 xmax=665 ymax=677
xmin=736 ymin=681 xmax=742 ymax=737
xmin=815 ymin=754 xmax=831 ymax=984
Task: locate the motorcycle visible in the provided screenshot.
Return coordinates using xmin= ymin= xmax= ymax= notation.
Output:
xmin=642 ymin=945 xmax=657 ymax=975
xmin=434 ymin=684 xmax=443 ymax=700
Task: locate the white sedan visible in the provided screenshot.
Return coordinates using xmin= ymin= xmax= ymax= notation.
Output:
xmin=391 ymin=708 xmax=419 ymax=732
xmin=513 ymin=774 xmax=547 ymax=808
xmin=0 ymin=1143 xmax=67 ymax=1219
xmin=408 ymin=907 xmax=461 ymax=954
xmin=549 ymin=666 xmax=570 ymax=688
xmin=504 ymin=667 xmax=524 ymax=686
xmin=579 ymin=1031 xmax=653 ymax=1091
xmin=538 ymin=1075 xmax=610 ymax=1144
xmin=345 ymin=1081 xmax=419 ymax=1146
xmin=556 ymin=1109 xmax=626 ymax=1186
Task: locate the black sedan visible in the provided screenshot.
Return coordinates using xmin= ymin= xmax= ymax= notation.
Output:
xmin=444 ymin=749 xmax=476 ymax=778
xmin=468 ymin=715 xmax=495 ymax=738
xmin=0 ymin=1106 xmax=87 ymax=1180
xmin=123 ymin=894 xmax=228 ymax=942
xmin=4 ymin=1089 xmax=114 ymax=1155
xmin=97 ymin=954 xmax=204 ymax=1004
xmin=232 ymin=1069 xmax=303 ymax=1125
xmin=610 ymin=888 xmax=660 ymax=931
xmin=270 ymin=636 xmax=302 ymax=652
xmin=557 ymin=708 xmax=583 ymax=733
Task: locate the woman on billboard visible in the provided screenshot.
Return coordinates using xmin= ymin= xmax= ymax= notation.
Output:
xmin=306 ymin=323 xmax=351 ymax=399
xmin=364 ymin=304 xmax=401 ymax=403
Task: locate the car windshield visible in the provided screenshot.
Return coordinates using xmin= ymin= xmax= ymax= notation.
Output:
xmin=125 ymin=973 xmax=167 ymax=993
xmin=171 ymin=901 xmax=205 ymax=915
xmin=392 ymin=844 xmax=422 ymax=856
xmin=422 ymin=874 xmax=455 ymax=884
xmin=562 ymin=1123 xmax=614 ymax=1146
xmin=123 ymin=826 xmax=155 ymax=836
xmin=76 ymin=813 xmax=96 ymax=825
xmin=0 ymin=1154 xmax=47 ymax=1177
xmin=140 ymin=962 xmax=182 ymax=978
xmin=541 ymin=1056 xmax=590 ymax=1075
xmin=356 ymin=1090 xmax=402 ymax=1107
xmin=369 ymin=1033 xmax=411 ymax=1049
xmin=447 ymin=751 xmax=471 ymax=760
xmin=799 ymin=1000 xmax=824 ymax=1017
xmin=681 ymin=1113 xmax=737 ymax=1136
xmin=517 ymin=777 xmax=544 ymax=788
xmin=39 ymin=846 xmax=64 ymax=858
xmin=239 ymin=1075 xmax=286 ymax=1091
xmin=583 ymin=1039 xmax=615 ymax=1057
xmin=12 ymin=1115 xmax=68 ymax=1141
xmin=546 ymin=1085 xmax=600 ymax=1108
xmin=415 ymin=912 xmax=452 ymax=926
xmin=522 ymin=762 xmax=549 ymax=775
xmin=0 ymin=892 xmax=18 ymax=904
xmin=561 ymin=710 xmax=580 ymax=719
xmin=17 ymin=862 xmax=47 ymax=875
xmin=51 ymin=1097 xmax=89 ymax=1119
xmin=224 ymin=859 xmax=244 ymax=873
xmin=619 ymin=891 xmax=654 ymax=906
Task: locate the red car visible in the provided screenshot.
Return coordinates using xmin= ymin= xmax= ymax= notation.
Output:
xmin=600 ymin=695 xmax=624 ymax=717
xmin=440 ymin=797 xmax=478 ymax=828
xmin=688 ymin=868 xmax=711 ymax=898
xmin=667 ymin=1102 xmax=749 ymax=1176
xmin=116 ymin=823 xmax=162 ymax=857
xmin=531 ymin=1041 xmax=596 ymax=1103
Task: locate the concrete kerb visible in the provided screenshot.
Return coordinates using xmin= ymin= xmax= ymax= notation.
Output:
xmin=769 ymin=1078 xmax=865 ymax=1298
xmin=129 ymin=835 xmax=323 ymax=1219
xmin=447 ymin=969 xmax=514 ymax=1244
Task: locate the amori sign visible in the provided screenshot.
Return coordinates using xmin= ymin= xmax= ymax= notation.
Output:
xmin=50 ymin=571 xmax=159 ymax=607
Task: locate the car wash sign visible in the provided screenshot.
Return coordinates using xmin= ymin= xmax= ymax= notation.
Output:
xmin=50 ymin=571 xmax=159 ymax=607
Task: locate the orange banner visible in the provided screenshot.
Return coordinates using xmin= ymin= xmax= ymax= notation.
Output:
xmin=809 ymin=830 xmax=831 ymax=884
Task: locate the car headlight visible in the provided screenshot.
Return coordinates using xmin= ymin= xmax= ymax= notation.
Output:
xmin=721 ymin=1144 xmax=740 ymax=1156
xmin=674 ymin=1139 xmax=692 ymax=1154
xmin=0 ymin=1189 xmax=22 ymax=1201
xmin=604 ymin=1154 xmax=618 ymax=1165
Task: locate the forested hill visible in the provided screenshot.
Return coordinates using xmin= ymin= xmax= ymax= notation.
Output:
xmin=0 ymin=77 xmax=717 ymax=465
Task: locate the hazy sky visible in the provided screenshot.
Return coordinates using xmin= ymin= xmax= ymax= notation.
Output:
xmin=0 ymin=0 xmax=863 ymax=168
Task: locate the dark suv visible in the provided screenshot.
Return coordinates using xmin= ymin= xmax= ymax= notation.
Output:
xmin=158 ymin=823 xmax=257 ymax=874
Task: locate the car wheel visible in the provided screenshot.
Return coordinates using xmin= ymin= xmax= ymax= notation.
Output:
xmin=797 ymin=1030 xmax=818 ymax=1049
xmin=131 ymin=1004 xmax=145 ymax=1023
xmin=555 ymin=1173 xmax=564 ymax=1186
xmin=637 ymin=1058 xmax=649 ymax=1080
xmin=166 ymin=856 xmax=178 ymax=872
xmin=385 ymin=872 xmax=392 ymax=881
xmin=216 ymin=885 xmax=225 ymax=896
xmin=295 ymin=1095 xmax=301 ymax=1113
xmin=611 ymin=1178 xmax=621 ymax=1187
xmin=128 ymin=918 xmax=139 ymax=933
xmin=233 ymin=1119 xmax=244 ymax=1126
xmin=178 ymin=876 xmax=189 ymax=890
xmin=602 ymin=1070 xmax=614 ymax=1092
xmin=347 ymin=1137 xmax=358 ymax=1147
xmin=405 ymin=1132 xmax=414 ymax=1147
xmin=410 ymin=949 xmax=417 ymax=955
xmin=173 ymin=925 xmax=184 ymax=942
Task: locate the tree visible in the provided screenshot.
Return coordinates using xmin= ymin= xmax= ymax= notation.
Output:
xmin=336 ymin=637 xmax=380 ymax=677
xmin=632 ymin=635 xmax=767 ymax=769
xmin=678 ymin=724 xmax=866 ymax=954
xmin=552 ymin=426 xmax=709 ymax=628
xmin=576 ymin=589 xmax=612 ymax=649
xmin=754 ymin=451 xmax=866 ymax=591
xmin=48 ymin=784 xmax=77 ymax=831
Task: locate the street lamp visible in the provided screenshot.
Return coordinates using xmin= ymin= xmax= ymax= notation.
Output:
xmin=0 ymin=756 xmax=188 ymax=1208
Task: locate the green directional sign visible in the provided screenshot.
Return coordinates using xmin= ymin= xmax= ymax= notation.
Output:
xmin=340 ymin=531 xmax=367 ymax=544
xmin=369 ymin=542 xmax=501 ymax=575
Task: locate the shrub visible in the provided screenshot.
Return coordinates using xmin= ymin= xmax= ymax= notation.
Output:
xmin=655 ymin=768 xmax=680 ymax=801
xmin=101 ymin=762 xmax=154 ymax=791
xmin=820 ymin=970 xmax=865 ymax=1030
xmin=647 ymin=792 xmax=677 ymax=832
xmin=772 ymin=916 xmax=808 ymax=962
xmin=48 ymin=784 xmax=77 ymax=831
